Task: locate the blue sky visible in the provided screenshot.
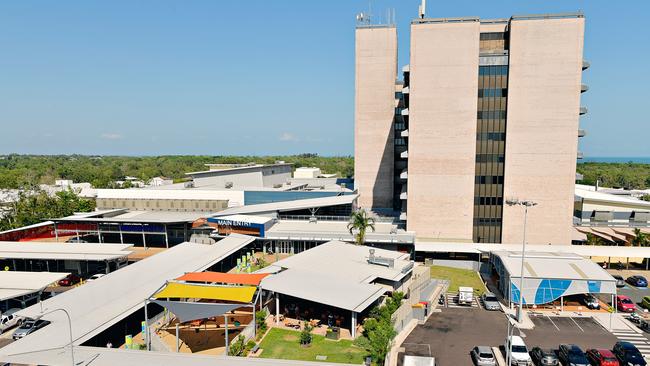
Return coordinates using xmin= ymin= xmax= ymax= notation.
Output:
xmin=0 ymin=1 xmax=647 ymax=157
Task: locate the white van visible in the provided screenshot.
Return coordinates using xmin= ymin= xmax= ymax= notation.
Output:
xmin=504 ymin=335 xmax=532 ymax=366
xmin=0 ymin=309 xmax=23 ymax=333
xmin=458 ymin=287 xmax=474 ymax=306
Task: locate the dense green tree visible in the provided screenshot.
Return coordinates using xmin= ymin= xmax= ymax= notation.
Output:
xmin=631 ymin=228 xmax=649 ymax=247
xmin=576 ymin=162 xmax=650 ymax=190
xmin=585 ymin=233 xmax=605 ymax=246
xmin=641 ymin=194 xmax=650 ymax=202
xmin=0 ymin=189 xmax=95 ymax=231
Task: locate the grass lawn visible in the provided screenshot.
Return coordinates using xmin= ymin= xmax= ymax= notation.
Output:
xmin=429 ymin=265 xmax=486 ymax=295
xmin=258 ymin=328 xmax=368 ymax=364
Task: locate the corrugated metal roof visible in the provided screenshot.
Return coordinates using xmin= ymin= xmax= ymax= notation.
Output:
xmin=212 ymin=194 xmax=358 ymax=216
xmin=176 ymin=272 xmax=269 ymax=286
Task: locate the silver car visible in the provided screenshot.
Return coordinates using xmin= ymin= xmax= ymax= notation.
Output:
xmin=471 ymin=346 xmax=496 ymax=366
xmin=12 ymin=319 xmax=49 ymax=340
xmin=482 ymin=292 xmax=501 ymax=311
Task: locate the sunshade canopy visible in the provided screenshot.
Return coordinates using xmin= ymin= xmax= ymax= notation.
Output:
xmin=176 ymin=272 xmax=269 ymax=286
xmin=152 ymin=300 xmax=241 ymax=323
xmin=153 ymin=282 xmax=256 ymax=303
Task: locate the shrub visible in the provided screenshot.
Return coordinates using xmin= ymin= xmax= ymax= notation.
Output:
xmin=256 ymin=309 xmax=268 ymax=334
xmin=299 ymin=324 xmax=313 ymax=346
xmin=229 ymin=335 xmax=247 ymax=356
xmin=359 ymin=292 xmax=404 ymax=363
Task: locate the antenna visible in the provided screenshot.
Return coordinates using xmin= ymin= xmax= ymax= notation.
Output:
xmin=418 ymin=0 xmax=426 ymax=19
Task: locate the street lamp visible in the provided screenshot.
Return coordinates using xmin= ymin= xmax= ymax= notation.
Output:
xmin=504 ymin=198 xmax=536 ymax=366
xmin=34 ymin=308 xmax=74 ymax=366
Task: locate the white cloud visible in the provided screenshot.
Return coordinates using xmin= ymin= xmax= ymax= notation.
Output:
xmin=279 ymin=132 xmax=298 ymax=142
xmin=101 ymin=133 xmax=123 ymax=140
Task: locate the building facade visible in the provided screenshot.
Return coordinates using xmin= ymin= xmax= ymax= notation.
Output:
xmin=355 ymin=13 xmax=587 ymax=244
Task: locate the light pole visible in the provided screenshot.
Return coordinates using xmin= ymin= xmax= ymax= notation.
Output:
xmin=504 ymin=198 xmax=536 ymax=366
xmin=34 ymin=308 xmax=74 ymax=366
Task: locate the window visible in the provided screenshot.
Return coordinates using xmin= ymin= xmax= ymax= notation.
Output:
xmin=475 ymin=154 xmax=505 ymax=163
xmin=480 ymin=32 xmax=505 ymax=41
xmin=477 ymin=111 xmax=507 ymax=119
xmin=394 ymin=138 xmax=406 ymax=146
xmin=478 ymin=88 xmax=508 ymax=98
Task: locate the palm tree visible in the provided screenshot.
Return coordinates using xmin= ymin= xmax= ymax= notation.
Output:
xmin=631 ymin=228 xmax=649 ymax=247
xmin=347 ymin=209 xmax=376 ymax=245
xmin=585 ymin=233 xmax=604 ymax=246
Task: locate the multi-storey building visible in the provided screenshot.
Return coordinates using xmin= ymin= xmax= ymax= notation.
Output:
xmin=355 ymin=13 xmax=588 ymax=244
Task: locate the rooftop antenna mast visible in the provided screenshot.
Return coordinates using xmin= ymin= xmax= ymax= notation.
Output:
xmin=418 ymin=0 xmax=426 ymax=19
xmin=355 ymin=0 xmax=373 ymax=26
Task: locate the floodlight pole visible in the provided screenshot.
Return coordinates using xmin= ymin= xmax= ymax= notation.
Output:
xmin=36 ymin=308 xmax=74 ymax=366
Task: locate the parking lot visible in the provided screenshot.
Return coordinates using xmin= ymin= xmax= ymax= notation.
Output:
xmin=399 ymin=307 xmax=618 ymax=366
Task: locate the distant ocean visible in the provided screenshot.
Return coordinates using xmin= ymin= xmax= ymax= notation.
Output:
xmin=581 ymin=157 xmax=650 ymax=164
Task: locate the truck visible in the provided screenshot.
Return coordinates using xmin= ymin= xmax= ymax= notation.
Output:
xmin=458 ymin=287 xmax=474 ymax=306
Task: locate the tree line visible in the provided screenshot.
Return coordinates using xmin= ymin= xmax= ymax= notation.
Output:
xmin=577 ymin=162 xmax=650 ymax=190
xmin=0 ymin=154 xmax=354 ymax=189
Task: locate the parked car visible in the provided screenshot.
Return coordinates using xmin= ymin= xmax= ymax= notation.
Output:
xmin=584 ymin=294 xmax=601 ymax=310
xmin=58 ymin=273 xmax=82 ymax=286
xmin=558 ymin=344 xmax=589 ymax=366
xmin=65 ymin=236 xmax=88 ymax=243
xmin=12 ymin=319 xmax=50 ymax=340
xmin=641 ymin=296 xmax=650 ymax=311
xmin=0 ymin=309 xmax=22 ymax=334
xmin=482 ymin=292 xmax=501 ymax=311
xmin=530 ymin=347 xmax=559 ymax=366
xmin=86 ymin=273 xmax=106 ymax=282
xmin=586 ymin=349 xmax=619 ymax=366
xmin=458 ymin=287 xmax=474 ymax=306
xmin=627 ymin=276 xmax=648 ymax=288
xmin=612 ymin=275 xmax=626 ymax=288
xmin=616 ymin=295 xmax=636 ymax=313
xmin=505 ymin=335 xmax=532 ymax=366
xmin=471 ymin=345 xmax=496 ymax=366
xmin=613 ymin=341 xmax=647 ymax=366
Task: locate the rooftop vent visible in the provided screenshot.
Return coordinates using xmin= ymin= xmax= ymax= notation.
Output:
xmin=368 ymin=248 xmax=395 ymax=268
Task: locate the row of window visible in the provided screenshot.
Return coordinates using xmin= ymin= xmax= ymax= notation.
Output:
xmin=474 ymin=218 xmax=503 ymax=226
xmin=479 ymin=65 xmax=508 ymax=76
xmin=477 ymin=132 xmax=505 ymax=141
xmin=394 ymin=122 xmax=406 ymax=131
xmin=475 ymin=154 xmax=505 ymax=163
xmin=480 ymin=32 xmax=507 ymax=41
xmin=474 ymin=197 xmax=504 ymax=205
xmin=478 ymin=88 xmax=508 ymax=98
xmin=478 ymin=111 xmax=507 ymax=119
xmin=475 ymin=176 xmax=505 ymax=184
xmin=394 ymin=138 xmax=406 ymax=146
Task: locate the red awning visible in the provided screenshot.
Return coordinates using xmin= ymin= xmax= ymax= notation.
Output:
xmin=176 ymin=272 xmax=270 ymax=286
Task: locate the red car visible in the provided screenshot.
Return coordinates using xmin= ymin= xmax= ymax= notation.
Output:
xmin=586 ymin=349 xmax=619 ymax=366
xmin=58 ymin=273 xmax=82 ymax=286
xmin=616 ymin=295 xmax=636 ymax=313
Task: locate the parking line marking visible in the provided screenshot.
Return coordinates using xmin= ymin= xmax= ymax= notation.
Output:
xmin=545 ymin=315 xmax=560 ymax=331
xmin=569 ymin=317 xmax=584 ymax=332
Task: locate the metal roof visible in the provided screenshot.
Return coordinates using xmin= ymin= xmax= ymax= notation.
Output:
xmin=259 ymin=241 xmax=413 ymax=312
xmin=0 ymin=271 xmax=69 ymax=301
xmin=265 ymin=219 xmax=414 ymax=244
xmin=575 ymin=187 xmax=650 ymax=208
xmin=57 ymin=210 xmax=208 ymax=224
xmin=492 ymin=251 xmax=615 ymax=282
xmin=211 ymin=194 xmax=358 ymax=216
xmin=95 ymin=188 xmax=244 ymax=202
xmin=0 ymin=242 xmax=133 ymax=261
xmin=415 ymin=241 xmax=650 ymax=258
xmin=0 ymin=235 xmax=255 ymax=363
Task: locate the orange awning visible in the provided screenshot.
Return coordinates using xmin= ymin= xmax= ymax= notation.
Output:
xmin=176 ymin=272 xmax=270 ymax=286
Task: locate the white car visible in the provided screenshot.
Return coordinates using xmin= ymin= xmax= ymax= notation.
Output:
xmin=504 ymin=335 xmax=532 ymax=366
xmin=0 ymin=309 xmax=23 ymax=334
xmin=86 ymin=273 xmax=106 ymax=282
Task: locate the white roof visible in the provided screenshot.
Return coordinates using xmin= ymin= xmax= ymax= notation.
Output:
xmin=96 ymin=188 xmax=245 ymax=202
xmin=492 ymin=250 xmax=615 ymax=282
xmin=0 ymin=220 xmax=54 ymax=235
xmin=0 ymin=271 xmax=69 ymax=301
xmin=266 ymin=219 xmax=414 ymax=243
xmin=0 ymin=242 xmax=133 ymax=261
xmin=1 ymin=345 xmax=350 ymax=366
xmin=212 ymin=194 xmax=358 ymax=216
xmin=260 ymin=241 xmax=413 ymax=312
xmin=575 ymin=187 xmax=650 ymax=207
xmin=1 ymin=235 xmax=255 ymax=363
xmin=415 ymin=241 xmax=650 ymax=258
xmin=58 ymin=210 xmax=207 ymax=224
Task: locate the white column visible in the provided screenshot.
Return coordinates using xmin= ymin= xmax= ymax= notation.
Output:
xmin=164 ymin=224 xmax=169 ymax=248
xmin=351 ymin=312 xmax=357 ymax=338
xmin=224 ymin=315 xmax=229 ymax=355
xmin=275 ymin=293 xmax=280 ymax=325
xmin=560 ymin=296 xmax=564 ymax=312
xmin=144 ymin=300 xmax=150 ymax=351
xmin=176 ymin=322 xmax=180 ymax=352
xmin=142 ymin=229 xmax=147 ymax=250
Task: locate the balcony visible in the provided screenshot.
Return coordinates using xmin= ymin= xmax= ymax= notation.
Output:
xmin=582 ymin=60 xmax=590 ymax=70
xmin=400 ymin=186 xmax=407 ymax=200
xmin=401 ymin=129 xmax=409 ymax=138
xmin=578 ymin=129 xmax=586 ymax=137
xmin=402 ymin=86 xmax=410 ymax=94
xmin=581 ymin=84 xmax=589 ymax=93
xmin=579 ymin=106 xmax=588 ymax=115
xmin=577 ymin=151 xmax=584 ymax=159
xmin=400 ymin=150 xmax=408 ymax=159
xmin=402 ymin=64 xmax=410 ymax=73
xmin=399 ymin=212 xmax=407 ymax=221
xmin=400 ymin=108 xmax=409 ymax=116
xmin=400 ymin=169 xmax=408 ymax=180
